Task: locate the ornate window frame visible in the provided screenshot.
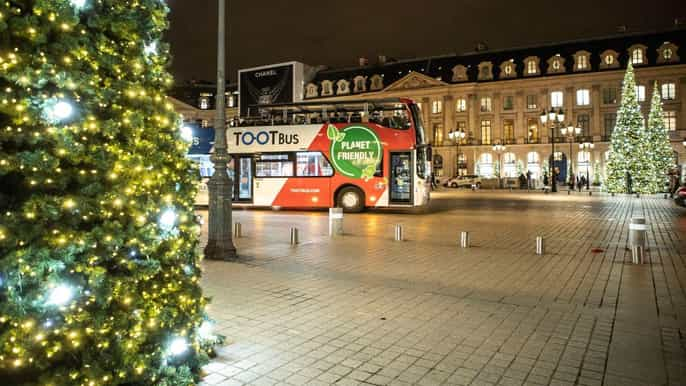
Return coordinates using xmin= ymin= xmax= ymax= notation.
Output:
xmin=451 ymin=65 xmax=468 ymax=82
xmin=369 ymin=74 xmax=384 ymax=91
xmin=352 ymin=75 xmax=367 ymax=93
xmin=628 ymin=44 xmax=648 ymax=66
xmin=573 ymin=50 xmax=591 ymax=72
xmin=336 ymin=79 xmax=350 ymax=95
xmin=477 ymin=61 xmax=493 ymax=81
xmin=321 ymin=80 xmax=333 ymax=96
xmin=305 ymin=83 xmax=318 ymax=98
xmin=657 ymin=41 xmax=680 ymax=64
xmin=546 ymin=54 xmax=566 ymax=74
xmin=524 ymin=56 xmax=540 ymax=76
xmin=599 ymin=50 xmax=620 ymax=70
xmin=499 ymin=60 xmax=517 ymax=79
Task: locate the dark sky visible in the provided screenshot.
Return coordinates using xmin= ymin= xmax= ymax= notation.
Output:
xmin=166 ymin=0 xmax=685 ymax=83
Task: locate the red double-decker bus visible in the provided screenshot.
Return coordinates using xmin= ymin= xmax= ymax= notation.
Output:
xmin=192 ymin=98 xmax=430 ymax=212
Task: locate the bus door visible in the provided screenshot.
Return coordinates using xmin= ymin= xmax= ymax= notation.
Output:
xmin=234 ymin=156 xmax=253 ymax=202
xmin=390 ymin=151 xmax=413 ymax=204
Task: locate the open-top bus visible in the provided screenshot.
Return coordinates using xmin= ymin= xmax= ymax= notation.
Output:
xmin=190 ymin=98 xmax=430 ymax=212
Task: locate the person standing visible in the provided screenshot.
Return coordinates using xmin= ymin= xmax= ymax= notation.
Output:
xmin=526 ymin=170 xmax=532 ymax=190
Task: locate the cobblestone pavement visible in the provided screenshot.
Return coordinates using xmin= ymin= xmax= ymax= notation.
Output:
xmin=197 ymin=190 xmax=686 ymax=386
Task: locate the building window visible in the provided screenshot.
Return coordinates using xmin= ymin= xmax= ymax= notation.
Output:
xmin=602 ymin=87 xmax=618 ymax=104
xmin=526 ymin=95 xmax=537 ymax=110
xmin=635 ymin=85 xmax=646 ymax=102
xmin=578 ymin=151 xmax=591 ymax=175
xmin=503 ymin=96 xmax=514 ymax=110
xmin=576 ymin=54 xmax=588 ymax=70
xmin=201 ymin=119 xmax=209 ymax=128
xmin=631 ymin=48 xmax=644 ymax=65
xmin=603 ymin=113 xmax=616 ymax=138
xmin=478 ymin=153 xmax=494 ymax=177
xmin=551 ymin=91 xmax=564 ymax=108
xmin=664 ymin=111 xmax=677 ymax=130
xmin=664 ymin=47 xmax=673 ymax=61
xmin=432 ymin=100 xmax=443 ymax=114
xmin=321 ymin=81 xmax=333 ymax=96
xmin=576 ymin=89 xmax=590 ymax=106
xmin=527 ymin=152 xmax=541 ymax=179
xmin=527 ymin=118 xmax=539 ymax=143
xmin=503 ymin=152 xmax=517 ymax=178
xmin=227 ymin=94 xmax=235 ymax=108
xmin=456 ymin=98 xmax=467 ymax=112
xmin=433 ymin=123 xmax=443 ymax=145
xmin=661 ymin=82 xmax=676 ymax=100
xmin=199 ymin=96 xmax=210 ymax=110
xmin=605 ymin=55 xmax=614 ymax=65
xmin=456 ymin=121 xmax=467 ymax=143
xmin=527 ymin=59 xmax=538 ymax=75
xmin=577 ymin=114 xmax=590 ymax=136
xmin=480 ymin=97 xmax=492 ymax=112
xmin=296 ymin=152 xmax=334 ymax=177
xmin=481 ymin=120 xmax=492 ymax=145
xmin=503 ymin=119 xmax=514 ymax=143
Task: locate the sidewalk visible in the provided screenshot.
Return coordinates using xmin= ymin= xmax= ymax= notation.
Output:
xmin=198 ymin=191 xmax=686 ymax=386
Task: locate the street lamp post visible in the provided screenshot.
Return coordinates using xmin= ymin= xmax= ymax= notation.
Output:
xmin=560 ymin=125 xmax=581 ymax=189
xmin=204 ymin=0 xmax=237 ymax=260
xmin=448 ymin=129 xmax=466 ymax=177
xmin=492 ymin=143 xmax=506 ymax=188
xmin=540 ymin=108 xmax=565 ymax=193
xmin=579 ymin=141 xmax=595 ymax=190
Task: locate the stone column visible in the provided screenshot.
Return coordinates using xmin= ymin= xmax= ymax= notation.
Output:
xmin=516 ymin=91 xmax=525 ymax=143
xmin=492 ymin=92 xmax=501 ymax=144
xmin=591 ymin=85 xmax=602 ymax=141
xmin=468 ymin=93 xmax=478 ymax=144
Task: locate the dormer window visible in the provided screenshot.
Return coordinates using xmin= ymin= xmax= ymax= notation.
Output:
xmin=451 ymin=65 xmax=468 ymax=82
xmin=524 ymin=56 xmax=540 ymax=76
xmin=574 ymin=50 xmax=591 ymax=71
xmin=199 ymin=94 xmax=211 ymax=110
xmin=305 ymin=83 xmax=318 ymax=98
xmin=600 ymin=50 xmax=620 ymax=69
xmin=321 ymin=80 xmax=333 ymax=96
xmin=353 ymin=75 xmax=367 ymax=93
xmin=477 ymin=62 xmax=493 ymax=81
xmin=629 ymin=44 xmax=647 ymax=65
xmin=657 ymin=42 xmax=680 ymax=64
xmin=500 ymin=60 xmax=516 ymax=79
xmin=370 ymin=74 xmax=384 ymax=91
xmin=547 ymin=55 xmax=566 ymax=74
xmin=336 ymin=79 xmax=350 ymax=95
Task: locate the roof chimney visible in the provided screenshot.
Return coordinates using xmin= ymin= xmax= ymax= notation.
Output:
xmin=475 ymin=42 xmax=488 ymax=52
xmin=616 ymin=25 xmax=627 ymax=33
xmin=358 ymin=57 xmax=369 ymax=66
xmin=377 ymin=55 xmax=387 ymax=65
xmin=675 ymin=17 xmax=685 ymax=27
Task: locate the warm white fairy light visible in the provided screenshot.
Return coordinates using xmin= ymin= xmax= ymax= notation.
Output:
xmin=168 ymin=337 xmax=188 ymax=356
xmin=159 ymin=208 xmax=177 ymax=231
xmin=48 ymin=284 xmax=74 ymax=306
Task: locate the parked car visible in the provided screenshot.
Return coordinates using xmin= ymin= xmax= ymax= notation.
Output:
xmin=674 ymin=186 xmax=686 ymax=207
xmin=444 ymin=175 xmax=482 ymax=189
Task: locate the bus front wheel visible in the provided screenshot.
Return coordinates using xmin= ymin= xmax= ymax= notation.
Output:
xmin=337 ymin=186 xmax=365 ymax=213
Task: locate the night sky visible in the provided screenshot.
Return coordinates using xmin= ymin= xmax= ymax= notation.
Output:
xmin=166 ymin=0 xmax=685 ymax=83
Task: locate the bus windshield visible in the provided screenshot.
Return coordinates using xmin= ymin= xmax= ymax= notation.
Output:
xmin=409 ymin=103 xmax=426 ymax=146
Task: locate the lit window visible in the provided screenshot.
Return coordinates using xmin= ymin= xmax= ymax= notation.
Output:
xmin=526 ymin=95 xmax=537 ymax=110
xmin=604 ymin=113 xmax=616 ymax=137
xmin=480 ymin=120 xmax=492 ymax=144
xmin=503 ymin=120 xmax=514 ymax=142
xmin=201 ymin=119 xmax=209 ymax=128
xmin=636 ymin=85 xmax=646 ymax=102
xmin=551 ymin=91 xmax=564 ymax=108
xmin=605 ymin=55 xmax=614 ymax=65
xmin=431 ymin=100 xmax=443 ymax=114
xmin=663 ymin=111 xmax=677 ymax=130
xmin=663 ymin=48 xmax=673 ymax=61
xmin=478 ymin=153 xmax=494 ymax=177
xmin=480 ymin=97 xmax=492 ymax=112
xmin=503 ymin=96 xmax=514 ymax=110
xmin=527 ymin=118 xmax=539 ymax=143
xmin=527 ymin=152 xmax=541 ymax=179
xmin=255 ymin=154 xmax=294 ymax=177
xmin=527 ymin=60 xmax=537 ymax=74
xmin=577 ymin=114 xmax=590 ymax=136
xmin=433 ymin=124 xmax=443 ymax=145
xmin=661 ymin=82 xmax=676 ymax=100
xmin=456 ymin=98 xmax=467 ymax=112
xmin=576 ymin=89 xmax=590 ymax=106
xmin=577 ymin=55 xmax=588 ymax=70
xmin=631 ymin=48 xmax=644 ymax=65
xmin=227 ymin=94 xmax=235 ymax=108
xmin=296 ymin=152 xmax=333 ymax=177
xmin=552 ymin=60 xmax=561 ymax=70
xmin=199 ymin=97 xmax=209 ymax=110
xmin=503 ymin=152 xmax=517 ymax=177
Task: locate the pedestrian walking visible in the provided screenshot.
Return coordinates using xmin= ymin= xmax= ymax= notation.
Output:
xmin=526 ymin=170 xmax=532 ymax=189
xmin=543 ymin=172 xmax=549 ymax=188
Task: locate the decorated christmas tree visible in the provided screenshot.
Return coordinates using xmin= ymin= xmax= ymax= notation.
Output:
xmin=643 ymin=81 xmax=675 ymax=193
xmin=605 ymin=62 xmax=648 ymax=193
xmin=0 ymin=1 xmax=217 ymax=385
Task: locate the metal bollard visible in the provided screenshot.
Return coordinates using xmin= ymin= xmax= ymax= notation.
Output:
xmin=460 ymin=231 xmax=470 ymax=248
xmin=589 ymin=191 xmax=593 ymax=196
xmin=568 ymin=190 xmax=571 ymax=195
xmin=233 ymin=222 xmax=242 ymax=238
xmin=394 ymin=224 xmax=404 ymax=241
xmin=664 ymin=193 xmax=668 ymax=199
xmin=629 ymin=217 xmax=647 ymax=264
xmin=329 ymin=208 xmax=344 ymax=237
xmin=290 ymin=227 xmax=299 ymax=245
xmin=536 ymin=236 xmax=545 ymax=255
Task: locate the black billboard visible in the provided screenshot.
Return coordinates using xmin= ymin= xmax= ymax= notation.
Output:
xmin=239 ymin=64 xmax=293 ymax=117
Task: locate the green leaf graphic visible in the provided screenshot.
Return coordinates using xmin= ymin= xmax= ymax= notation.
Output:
xmin=335 ymin=132 xmax=346 ymax=141
xmin=327 ymin=125 xmax=338 ymax=140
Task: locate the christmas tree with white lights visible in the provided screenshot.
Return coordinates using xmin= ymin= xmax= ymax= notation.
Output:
xmin=0 ymin=1 xmax=218 ymax=385
xmin=642 ymin=81 xmax=674 ymax=193
xmin=605 ymin=62 xmax=649 ymax=193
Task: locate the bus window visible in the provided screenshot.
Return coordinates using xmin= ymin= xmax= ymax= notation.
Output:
xmin=256 ymin=154 xmax=294 ymax=177
xmin=296 ymin=152 xmax=334 ymax=177
xmin=409 ymin=103 xmax=426 ymax=145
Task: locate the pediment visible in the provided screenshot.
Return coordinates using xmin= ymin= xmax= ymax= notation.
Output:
xmin=385 ymin=71 xmax=448 ymax=91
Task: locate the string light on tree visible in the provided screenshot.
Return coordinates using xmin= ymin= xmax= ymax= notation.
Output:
xmin=70 ymin=0 xmax=87 ymax=8
xmin=43 ymin=99 xmax=75 ymax=123
xmin=180 ymin=125 xmax=194 ymax=143
xmin=144 ymin=41 xmax=158 ymax=56
xmin=159 ymin=208 xmax=177 ymax=231
xmin=168 ymin=337 xmax=189 ymax=357
xmin=47 ymin=284 xmax=74 ymax=306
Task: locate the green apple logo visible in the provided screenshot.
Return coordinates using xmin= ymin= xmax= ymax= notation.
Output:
xmin=328 ymin=125 xmax=382 ymax=179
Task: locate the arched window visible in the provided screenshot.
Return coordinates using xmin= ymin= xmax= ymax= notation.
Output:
xmin=578 ymin=151 xmax=591 ymax=177
xmin=527 ymin=152 xmax=541 ymax=180
xmin=478 ymin=153 xmax=494 ymax=177
xmin=503 ymin=152 xmax=517 ymax=178
xmin=631 ymin=48 xmax=643 ymax=65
